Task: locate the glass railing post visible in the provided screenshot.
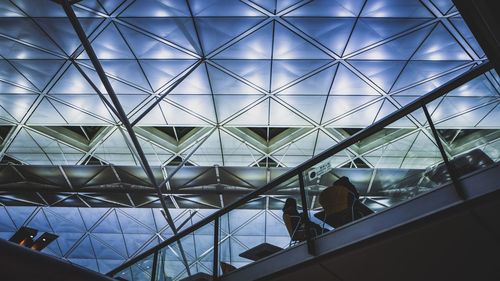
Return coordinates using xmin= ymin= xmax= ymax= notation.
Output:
xmin=150 ymin=250 xmax=158 ymax=281
xmin=213 ymin=216 xmax=220 ymax=280
xmin=422 ymin=104 xmax=466 ymax=199
xmin=298 ymin=172 xmax=315 ymax=255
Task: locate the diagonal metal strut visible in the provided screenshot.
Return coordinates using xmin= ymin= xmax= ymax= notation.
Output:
xmin=59 ymin=0 xmax=192 ymax=275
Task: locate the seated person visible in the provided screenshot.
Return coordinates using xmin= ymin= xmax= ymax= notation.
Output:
xmin=282 ymin=198 xmax=325 ymax=242
xmin=318 ymin=176 xmax=373 ymax=228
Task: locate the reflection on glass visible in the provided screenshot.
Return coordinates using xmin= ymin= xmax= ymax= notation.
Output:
xmin=156 ymin=223 xmax=214 ymax=281
xmin=217 ymin=176 xmax=299 ymax=276
xmin=115 ymin=254 xmax=154 ymax=281
xmin=303 ymin=107 xmax=452 ymax=233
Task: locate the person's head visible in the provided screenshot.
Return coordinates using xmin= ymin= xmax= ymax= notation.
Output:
xmin=282 ymin=198 xmax=298 ymax=212
xmin=333 ymin=176 xmax=352 ymax=188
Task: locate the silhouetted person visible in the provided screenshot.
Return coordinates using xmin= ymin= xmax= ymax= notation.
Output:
xmin=319 ymin=176 xmax=373 ymax=228
xmin=282 ymin=198 xmax=325 ymax=244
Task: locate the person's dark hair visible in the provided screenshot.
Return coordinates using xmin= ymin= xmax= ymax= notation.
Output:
xmin=282 ymin=198 xmax=297 ymax=211
xmin=334 ymin=176 xmax=354 ymax=188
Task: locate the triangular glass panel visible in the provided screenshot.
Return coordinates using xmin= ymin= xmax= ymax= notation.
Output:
xmin=227 ymin=98 xmax=269 ymax=126
xmin=345 ymin=18 xmax=431 ymax=56
xmin=120 ymin=209 xmax=158 ymax=232
xmin=401 ymin=131 xmax=442 ymax=168
xmin=314 ymin=130 xmax=340 ymax=155
xmin=348 ymin=60 xmax=406 ymax=92
xmin=90 ymin=234 xmax=127 ymax=259
xmin=100 ymin=60 xmax=151 ymax=90
xmin=273 ymin=130 xmax=317 ymax=156
xmin=181 ymin=130 xmax=222 ymax=159
xmin=195 ymin=17 xmax=265 ymax=55
xmin=6 ymin=129 xmax=51 ymax=164
xmin=0 ymin=37 xmax=60 ymax=59
xmin=214 ymin=59 xmax=271 ymax=91
xmin=44 ymin=98 xmax=112 ymax=125
xmin=360 ymin=0 xmax=434 ymax=17
xmin=48 ymin=64 xmax=102 ymax=94
xmin=285 ymin=0 xmax=365 ymax=17
xmin=45 ymin=207 xmax=86 ymax=233
xmin=273 ymin=22 xmax=330 ymax=59
xmin=35 ymin=18 xmax=104 ymax=56
xmin=26 ymin=209 xmax=53 ymax=233
xmin=392 ymin=61 xmax=469 ymax=92
xmin=277 ymin=95 xmax=327 ymax=123
xmin=214 ymin=21 xmax=273 ymax=59
xmin=329 ymin=64 xmax=380 ymax=96
xmin=0 ymin=60 xmax=37 ymax=92
xmin=190 ymin=0 xmax=263 ymax=16
xmin=208 ymin=64 xmax=262 ymax=95
xmin=93 ymin=130 xmax=137 ymax=165
xmin=0 ymin=1 xmax=24 ymax=17
xmin=322 ymin=95 xmax=379 ymax=123
xmin=373 ymin=99 xmax=416 ymax=127
xmin=97 ymin=259 xmax=124 ymax=275
xmin=68 ymin=236 xmax=96 ymax=259
xmin=5 ymin=206 xmax=36 ymax=228
xmin=53 ymin=232 xmax=85 ymax=256
xmin=0 ymin=94 xmax=37 ymax=122
xmin=363 ymin=131 xmax=419 ymax=168
xmin=117 ymin=209 xmax=155 ymax=233
xmin=92 ymin=210 xmax=122 ymax=234
xmin=251 ymin=0 xmax=303 ymax=14
xmin=432 ymin=96 xmax=497 ymax=124
xmin=140 ymin=60 xmax=197 ymax=92
xmin=450 ymin=17 xmax=485 ymax=58
xmin=431 ymin=0 xmax=454 ymax=15
xmin=0 ymin=207 xmax=16 ymax=232
xmin=54 ymin=95 xmax=114 ymax=122
xmin=159 ymin=100 xmax=211 ymax=126
xmin=119 ymin=0 xmax=190 ymax=16
xmin=392 ymin=64 xmax=472 ymax=96
xmin=277 ymin=63 xmax=337 ymax=95
xmin=327 ymin=99 xmax=383 ymax=127
xmin=271 ymin=60 xmax=331 ymax=91
xmin=79 ymin=208 xmax=109 ymax=231
xmin=477 ymin=104 xmax=500 ymax=127
xmin=0 ymin=18 xmax=63 ymax=54
xmin=167 ymin=94 xmax=217 ymax=123
xmin=137 ymin=137 xmax=174 ymax=166
xmin=285 ymin=17 xmax=356 ymax=55
xmin=171 ymin=63 xmax=211 ymax=95
xmin=270 ymin=99 xmax=312 ymax=126
xmin=123 ymin=233 xmax=154 ymax=256
xmin=117 ymin=23 xmax=195 ymax=59
xmin=27 ymin=98 xmax=67 ymax=125
xmin=121 ymin=18 xmax=200 ymax=55
xmin=447 ymin=74 xmax=497 ymax=97
xmin=220 ymin=130 xmax=263 ymax=157
xmin=214 ymin=94 xmax=264 ymax=122
xmin=79 ymin=23 xmax=134 ymax=59
xmin=98 ymin=0 xmax=126 ymax=14
xmin=413 ymin=23 xmax=471 ymax=61
xmin=437 ymin=103 xmax=497 ymax=128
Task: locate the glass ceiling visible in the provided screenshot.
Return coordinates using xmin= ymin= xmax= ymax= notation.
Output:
xmin=0 ymin=0 xmax=496 ymax=168
xmin=0 ymin=0 xmax=499 ymax=276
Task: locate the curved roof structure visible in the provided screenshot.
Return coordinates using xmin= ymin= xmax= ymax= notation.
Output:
xmin=0 ymin=0 xmax=498 ymax=275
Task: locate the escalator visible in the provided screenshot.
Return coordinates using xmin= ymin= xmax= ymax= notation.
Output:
xmin=220 ymin=163 xmax=500 ymax=281
xmin=108 ymin=62 xmax=500 ymax=281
